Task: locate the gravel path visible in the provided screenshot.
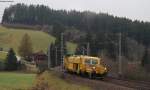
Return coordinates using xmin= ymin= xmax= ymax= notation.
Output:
xmin=63 ymin=73 xmax=135 ymax=90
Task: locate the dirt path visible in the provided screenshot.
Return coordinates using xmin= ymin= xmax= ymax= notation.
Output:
xmin=63 ymin=73 xmax=135 ymax=90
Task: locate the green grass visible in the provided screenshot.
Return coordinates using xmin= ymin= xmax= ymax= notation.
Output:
xmin=0 ymin=26 xmax=77 ymax=54
xmin=0 ymin=51 xmax=7 ymax=62
xmin=32 ymin=71 xmax=90 ymax=90
xmin=0 ymin=26 xmax=55 ymax=53
xmin=0 ymin=72 xmax=35 ymax=90
xmin=67 ymin=42 xmax=77 ymax=54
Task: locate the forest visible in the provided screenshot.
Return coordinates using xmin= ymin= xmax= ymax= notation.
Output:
xmin=2 ymin=3 xmax=150 ymax=69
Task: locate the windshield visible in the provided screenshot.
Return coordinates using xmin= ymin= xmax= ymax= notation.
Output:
xmin=85 ymin=59 xmax=98 ymax=65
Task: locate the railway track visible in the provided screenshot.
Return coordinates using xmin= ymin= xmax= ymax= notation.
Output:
xmin=105 ymin=77 xmax=150 ymax=90
xmin=62 ymin=72 xmax=134 ymax=90
xmin=53 ymin=67 xmax=150 ymax=90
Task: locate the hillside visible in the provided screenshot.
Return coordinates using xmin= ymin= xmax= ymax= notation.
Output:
xmin=2 ymin=4 xmax=150 ymax=47
xmin=0 ymin=26 xmax=76 ymax=54
xmin=0 ymin=26 xmax=55 ymax=53
xmin=1 ymin=4 xmax=150 ymax=65
xmin=0 ymin=51 xmax=7 ymax=62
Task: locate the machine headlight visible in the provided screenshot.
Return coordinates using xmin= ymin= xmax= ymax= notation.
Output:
xmin=92 ymin=67 xmax=96 ymax=69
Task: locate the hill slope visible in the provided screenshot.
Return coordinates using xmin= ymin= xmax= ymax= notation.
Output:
xmin=0 ymin=26 xmax=55 ymax=53
xmin=0 ymin=26 xmax=76 ymax=54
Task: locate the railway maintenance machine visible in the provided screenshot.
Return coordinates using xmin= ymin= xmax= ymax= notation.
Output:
xmin=64 ymin=55 xmax=108 ymax=79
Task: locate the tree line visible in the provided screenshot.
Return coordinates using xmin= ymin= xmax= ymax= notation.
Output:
xmin=2 ymin=3 xmax=150 ymax=69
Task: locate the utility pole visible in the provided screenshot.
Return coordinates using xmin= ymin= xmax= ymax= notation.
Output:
xmin=61 ymin=33 xmax=64 ymax=72
xmin=48 ymin=44 xmax=51 ymax=69
xmin=118 ymin=32 xmax=122 ymax=77
xmin=105 ymin=33 xmax=123 ymax=77
xmin=82 ymin=47 xmax=85 ymax=55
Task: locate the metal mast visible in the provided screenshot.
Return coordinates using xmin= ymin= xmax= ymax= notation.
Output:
xmin=55 ymin=46 xmax=58 ymax=66
xmin=118 ymin=32 xmax=122 ymax=77
xmin=61 ymin=33 xmax=64 ymax=72
xmin=48 ymin=44 xmax=51 ymax=69
xmin=87 ymin=42 xmax=90 ymax=55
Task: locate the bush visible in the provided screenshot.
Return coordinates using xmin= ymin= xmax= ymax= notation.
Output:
xmin=5 ymin=48 xmax=18 ymax=71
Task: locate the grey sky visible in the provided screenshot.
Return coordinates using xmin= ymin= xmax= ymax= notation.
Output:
xmin=0 ymin=0 xmax=150 ymax=22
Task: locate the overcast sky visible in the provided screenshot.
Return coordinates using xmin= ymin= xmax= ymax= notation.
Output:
xmin=0 ymin=0 xmax=150 ymax=22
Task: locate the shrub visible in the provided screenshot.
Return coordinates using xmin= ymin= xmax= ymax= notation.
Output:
xmin=5 ymin=48 xmax=18 ymax=71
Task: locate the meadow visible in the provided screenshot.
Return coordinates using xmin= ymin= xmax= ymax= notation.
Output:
xmin=0 ymin=26 xmax=78 ymax=90
xmin=0 ymin=26 xmax=55 ymax=53
xmin=0 ymin=26 xmax=76 ymax=54
xmin=0 ymin=51 xmax=7 ymax=61
xmin=0 ymin=72 xmax=35 ymax=90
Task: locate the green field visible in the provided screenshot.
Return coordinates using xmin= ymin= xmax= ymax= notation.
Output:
xmin=0 ymin=26 xmax=55 ymax=53
xmin=0 ymin=72 xmax=35 ymax=90
xmin=0 ymin=51 xmax=7 ymax=62
xmin=67 ymin=42 xmax=77 ymax=54
xmin=0 ymin=26 xmax=76 ymax=54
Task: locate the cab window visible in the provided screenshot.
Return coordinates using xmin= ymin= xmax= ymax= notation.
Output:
xmin=92 ymin=60 xmax=98 ymax=65
xmin=85 ymin=59 xmax=98 ymax=65
xmin=85 ymin=59 xmax=91 ymax=64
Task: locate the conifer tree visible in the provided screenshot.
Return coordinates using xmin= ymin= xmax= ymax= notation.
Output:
xmin=5 ymin=48 xmax=18 ymax=71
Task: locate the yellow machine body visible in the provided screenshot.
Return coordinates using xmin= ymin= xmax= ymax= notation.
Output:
xmin=64 ymin=55 xmax=107 ymax=78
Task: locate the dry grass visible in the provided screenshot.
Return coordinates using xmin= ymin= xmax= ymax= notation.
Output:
xmin=32 ymin=71 xmax=90 ymax=90
xmin=102 ymin=56 xmax=150 ymax=81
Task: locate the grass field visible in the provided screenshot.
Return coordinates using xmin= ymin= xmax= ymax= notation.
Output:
xmin=0 ymin=26 xmax=76 ymax=54
xmin=0 ymin=72 xmax=35 ymax=90
xmin=67 ymin=42 xmax=77 ymax=54
xmin=0 ymin=26 xmax=55 ymax=54
xmin=0 ymin=51 xmax=7 ymax=62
